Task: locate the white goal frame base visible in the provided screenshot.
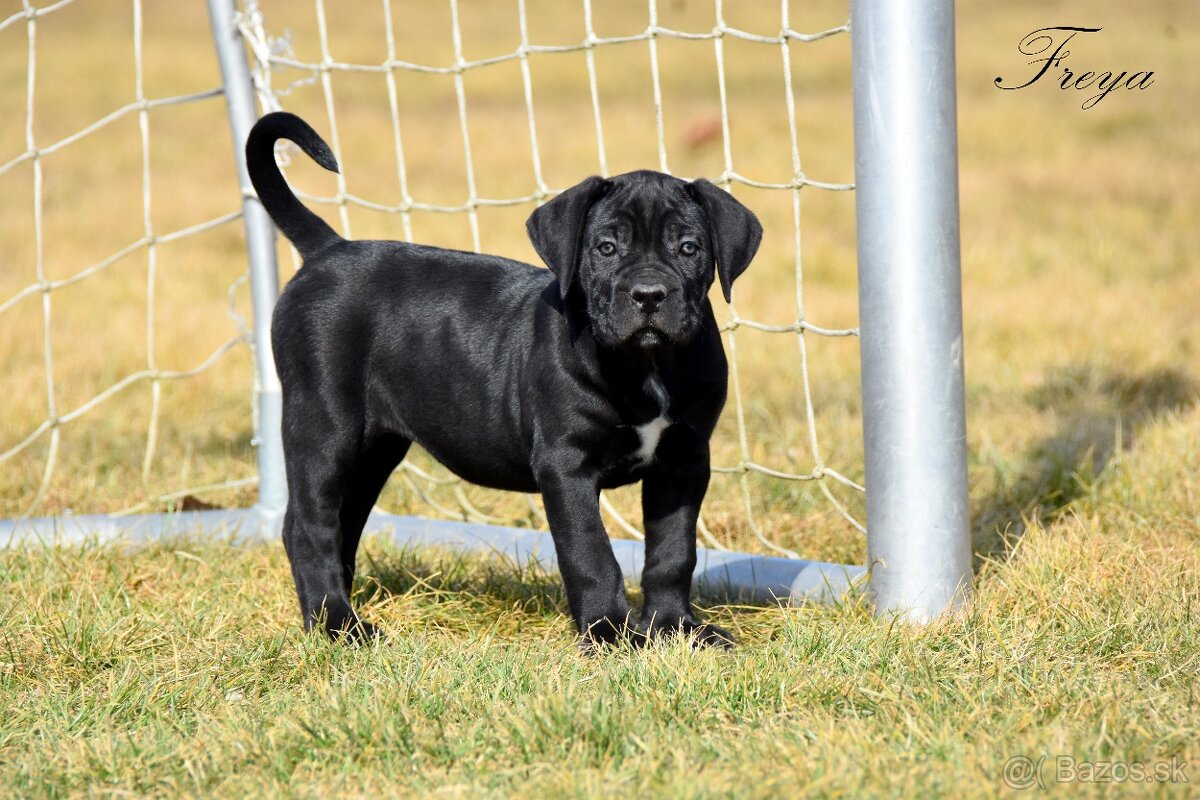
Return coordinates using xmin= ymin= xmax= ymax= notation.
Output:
xmin=0 ymin=513 xmax=865 ymax=607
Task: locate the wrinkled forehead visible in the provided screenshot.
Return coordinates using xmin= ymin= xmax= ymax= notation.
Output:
xmin=587 ymin=172 xmax=706 ymax=235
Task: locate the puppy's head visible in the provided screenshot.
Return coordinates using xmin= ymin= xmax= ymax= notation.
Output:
xmin=527 ymin=170 xmax=762 ymax=350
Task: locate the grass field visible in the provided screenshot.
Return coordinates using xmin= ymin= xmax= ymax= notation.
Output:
xmin=2 ymin=0 xmax=1199 ymax=796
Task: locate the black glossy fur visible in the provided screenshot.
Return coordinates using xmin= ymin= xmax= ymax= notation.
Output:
xmin=245 ymin=112 xmax=763 ymax=649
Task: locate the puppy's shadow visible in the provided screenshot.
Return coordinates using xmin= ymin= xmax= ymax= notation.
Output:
xmin=972 ymin=365 xmax=1195 ymax=564
xmin=353 ymin=545 xmax=572 ymax=619
xmin=351 ymin=543 xmax=779 ymax=628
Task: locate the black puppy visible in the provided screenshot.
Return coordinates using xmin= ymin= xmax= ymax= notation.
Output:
xmin=245 ymin=112 xmax=762 ymax=649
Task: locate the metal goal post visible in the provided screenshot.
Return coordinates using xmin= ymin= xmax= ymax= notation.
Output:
xmin=852 ymin=0 xmax=972 ymax=620
xmin=2 ymin=0 xmax=971 ymax=621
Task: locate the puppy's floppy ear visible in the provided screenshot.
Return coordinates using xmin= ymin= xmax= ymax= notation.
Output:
xmin=526 ymin=176 xmax=609 ymax=299
xmin=688 ymin=178 xmax=763 ymax=303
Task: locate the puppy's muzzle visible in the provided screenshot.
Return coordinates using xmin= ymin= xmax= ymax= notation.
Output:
xmin=603 ymin=267 xmax=696 ymax=349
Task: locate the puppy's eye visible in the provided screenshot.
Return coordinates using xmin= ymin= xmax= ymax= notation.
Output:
xmin=679 ymin=241 xmax=698 ymax=256
xmin=597 ymin=242 xmax=617 ymax=257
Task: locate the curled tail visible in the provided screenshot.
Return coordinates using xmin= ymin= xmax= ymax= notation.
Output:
xmin=245 ymin=112 xmax=342 ymax=259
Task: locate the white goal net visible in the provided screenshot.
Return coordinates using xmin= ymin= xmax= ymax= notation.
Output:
xmin=1 ymin=0 xmax=865 ymax=562
xmin=1 ymin=0 xmax=258 ymax=517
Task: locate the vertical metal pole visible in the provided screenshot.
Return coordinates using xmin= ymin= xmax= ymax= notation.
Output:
xmin=207 ymin=0 xmax=288 ymax=533
xmin=851 ymin=0 xmax=971 ymax=620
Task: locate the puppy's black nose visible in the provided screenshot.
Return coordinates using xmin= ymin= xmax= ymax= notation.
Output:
xmin=630 ymin=283 xmax=668 ymax=313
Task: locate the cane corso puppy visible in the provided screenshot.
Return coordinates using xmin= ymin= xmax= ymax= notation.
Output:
xmin=245 ymin=112 xmax=761 ymax=649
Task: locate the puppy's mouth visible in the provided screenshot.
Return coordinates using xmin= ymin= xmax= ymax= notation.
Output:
xmin=631 ymin=326 xmax=671 ymax=349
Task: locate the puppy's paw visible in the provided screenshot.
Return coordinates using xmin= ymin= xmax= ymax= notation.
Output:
xmin=577 ymin=613 xmax=636 ymax=655
xmin=635 ymin=615 xmax=735 ymax=650
xmin=686 ymin=621 xmax=735 ymax=650
xmin=324 ymin=615 xmax=383 ymax=646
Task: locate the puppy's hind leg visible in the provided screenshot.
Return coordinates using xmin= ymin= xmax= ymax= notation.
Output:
xmin=281 ymin=421 xmax=391 ymax=643
xmin=337 ymin=434 xmax=410 ymax=595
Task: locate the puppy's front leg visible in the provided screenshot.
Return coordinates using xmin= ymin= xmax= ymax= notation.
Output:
xmin=638 ymin=434 xmax=734 ymax=648
xmin=536 ymin=457 xmax=632 ymax=648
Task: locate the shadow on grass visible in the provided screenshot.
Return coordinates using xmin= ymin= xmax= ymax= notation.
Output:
xmin=352 ymin=544 xmax=786 ymax=629
xmin=354 ymin=545 xmax=572 ymax=619
xmin=972 ymin=366 xmax=1196 ymax=563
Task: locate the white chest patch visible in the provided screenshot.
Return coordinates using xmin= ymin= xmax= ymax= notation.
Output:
xmin=634 ymin=416 xmax=671 ymax=467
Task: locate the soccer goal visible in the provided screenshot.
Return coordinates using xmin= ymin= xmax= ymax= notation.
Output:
xmin=0 ymin=0 xmax=970 ymax=621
